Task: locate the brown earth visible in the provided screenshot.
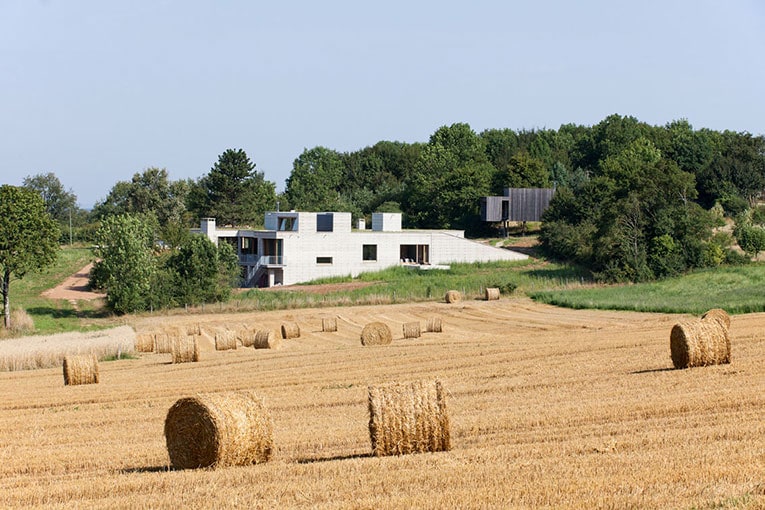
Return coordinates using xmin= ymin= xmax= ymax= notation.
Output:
xmin=41 ymin=263 xmax=105 ymax=302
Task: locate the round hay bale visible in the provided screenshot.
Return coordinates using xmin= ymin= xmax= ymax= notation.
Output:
xmin=135 ymin=333 xmax=155 ymax=353
xmin=215 ymin=330 xmax=237 ymax=351
xmin=444 ymin=290 xmax=461 ymax=304
xmin=281 ymin=322 xmax=301 ymax=339
xmin=670 ymin=319 xmax=730 ymax=369
xmin=361 ymin=322 xmax=392 ymax=346
xmin=63 ymin=354 xmax=100 ymax=386
xmin=426 ymin=317 xmax=443 ymax=333
xmin=164 ymin=390 xmax=274 ymax=469
xmin=701 ymin=308 xmax=731 ymax=330
xmin=154 ymin=332 xmax=173 ymax=354
xmin=402 ymin=321 xmax=421 ymax=339
xmin=172 ymin=335 xmax=200 ymax=363
xmin=237 ymin=328 xmax=256 ymax=348
xmin=485 ymin=287 xmax=500 ymax=301
xmin=322 ymin=317 xmax=338 ymax=333
xmin=368 ymin=379 xmax=450 ymax=457
xmin=253 ymin=329 xmax=281 ymax=349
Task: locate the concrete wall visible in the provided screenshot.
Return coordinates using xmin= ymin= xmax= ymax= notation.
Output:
xmin=276 ymin=229 xmax=526 ymax=285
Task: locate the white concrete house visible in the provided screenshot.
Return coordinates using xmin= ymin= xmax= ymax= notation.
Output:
xmin=197 ymin=211 xmax=527 ymax=287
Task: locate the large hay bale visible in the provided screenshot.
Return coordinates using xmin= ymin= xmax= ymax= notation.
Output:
xmin=237 ymin=328 xmax=256 ymax=348
xmin=164 ymin=390 xmax=274 ymax=469
xmin=322 ymin=317 xmax=338 ymax=333
xmin=701 ymin=308 xmax=731 ymax=330
xmin=154 ymin=333 xmax=173 ymax=354
xmin=63 ymin=354 xmax=100 ymax=386
xmin=361 ymin=322 xmax=392 ymax=346
xmin=135 ymin=333 xmax=155 ymax=353
xmin=368 ymin=379 xmax=450 ymax=457
xmin=402 ymin=321 xmax=421 ymax=339
xmin=485 ymin=287 xmax=500 ymax=301
xmin=670 ymin=319 xmax=730 ymax=369
xmin=253 ymin=329 xmax=281 ymax=350
xmin=445 ymin=290 xmax=461 ymax=304
xmin=426 ymin=317 xmax=443 ymax=333
xmin=172 ymin=335 xmax=200 ymax=363
xmin=215 ymin=330 xmax=237 ymax=351
xmin=281 ymin=322 xmax=301 ymax=339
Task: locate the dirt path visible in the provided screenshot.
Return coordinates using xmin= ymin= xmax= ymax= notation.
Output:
xmin=41 ymin=263 xmax=105 ymax=308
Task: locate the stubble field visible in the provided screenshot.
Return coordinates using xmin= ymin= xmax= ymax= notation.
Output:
xmin=1 ymin=298 xmax=764 ymax=509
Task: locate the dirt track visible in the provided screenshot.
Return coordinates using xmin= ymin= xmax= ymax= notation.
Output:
xmin=40 ymin=263 xmax=105 ymax=302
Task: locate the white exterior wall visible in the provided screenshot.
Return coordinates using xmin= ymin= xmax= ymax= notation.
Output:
xmin=429 ymin=232 xmax=526 ymax=264
xmin=276 ymin=229 xmax=526 ymax=286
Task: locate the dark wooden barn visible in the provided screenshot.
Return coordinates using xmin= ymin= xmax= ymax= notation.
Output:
xmin=480 ymin=188 xmax=555 ymax=223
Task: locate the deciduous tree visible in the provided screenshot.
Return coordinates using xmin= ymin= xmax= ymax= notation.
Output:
xmin=0 ymin=185 xmax=60 ymax=329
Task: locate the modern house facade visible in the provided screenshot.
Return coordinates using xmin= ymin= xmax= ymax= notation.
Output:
xmin=197 ymin=211 xmax=527 ymax=288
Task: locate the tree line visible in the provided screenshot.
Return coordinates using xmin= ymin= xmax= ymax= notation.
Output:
xmin=3 ymin=114 xmax=765 ymax=323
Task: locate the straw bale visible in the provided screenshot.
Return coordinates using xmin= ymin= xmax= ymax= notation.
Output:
xmin=485 ymin=287 xmax=500 ymax=301
xmin=63 ymin=354 xmax=100 ymax=386
xmin=701 ymin=308 xmax=731 ymax=330
xmin=426 ymin=317 xmax=443 ymax=333
xmin=253 ymin=329 xmax=281 ymax=349
xmin=281 ymin=322 xmax=301 ymax=339
xmin=164 ymin=390 xmax=274 ymax=469
xmin=670 ymin=319 xmax=730 ymax=369
xmin=322 ymin=317 xmax=338 ymax=333
xmin=172 ymin=335 xmax=200 ymax=363
xmin=368 ymin=379 xmax=451 ymax=457
xmin=237 ymin=328 xmax=257 ymax=348
xmin=154 ymin=333 xmax=173 ymax=354
xmin=135 ymin=333 xmax=155 ymax=353
xmin=215 ymin=330 xmax=237 ymax=351
xmin=361 ymin=322 xmax=392 ymax=346
xmin=403 ymin=321 xmax=421 ymax=339
xmin=445 ymin=290 xmax=461 ymax=304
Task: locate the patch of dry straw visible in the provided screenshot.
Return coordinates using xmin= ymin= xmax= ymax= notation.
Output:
xmin=403 ymin=321 xmax=421 ymax=339
xmin=426 ymin=317 xmax=443 ymax=333
xmin=281 ymin=322 xmax=301 ymax=339
xmin=368 ymin=379 xmax=451 ymax=456
xmin=172 ymin=336 xmax=200 ymax=363
xmin=485 ymin=287 xmax=500 ymax=301
xmin=63 ymin=354 xmax=99 ymax=386
xmin=164 ymin=390 xmax=274 ymax=469
xmin=322 ymin=317 xmax=338 ymax=333
xmin=215 ymin=330 xmax=237 ymax=351
xmin=0 ymin=325 xmax=135 ymax=372
xmin=670 ymin=319 xmax=730 ymax=369
xmin=360 ymin=322 xmax=392 ymax=346
xmin=253 ymin=330 xmax=281 ymax=349
xmin=445 ymin=290 xmax=461 ymax=304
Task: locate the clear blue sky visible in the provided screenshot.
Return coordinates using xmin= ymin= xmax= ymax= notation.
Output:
xmin=2 ymin=0 xmax=763 ymax=208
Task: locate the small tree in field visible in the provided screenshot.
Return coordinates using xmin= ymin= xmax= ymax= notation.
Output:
xmin=91 ymin=214 xmax=156 ymax=314
xmin=0 ymin=185 xmax=60 ymax=329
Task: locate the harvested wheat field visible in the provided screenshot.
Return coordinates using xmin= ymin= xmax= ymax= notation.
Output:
xmin=1 ymin=298 xmax=765 ymax=509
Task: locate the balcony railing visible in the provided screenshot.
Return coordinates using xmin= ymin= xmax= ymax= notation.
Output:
xmin=240 ymin=254 xmax=283 ymax=266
